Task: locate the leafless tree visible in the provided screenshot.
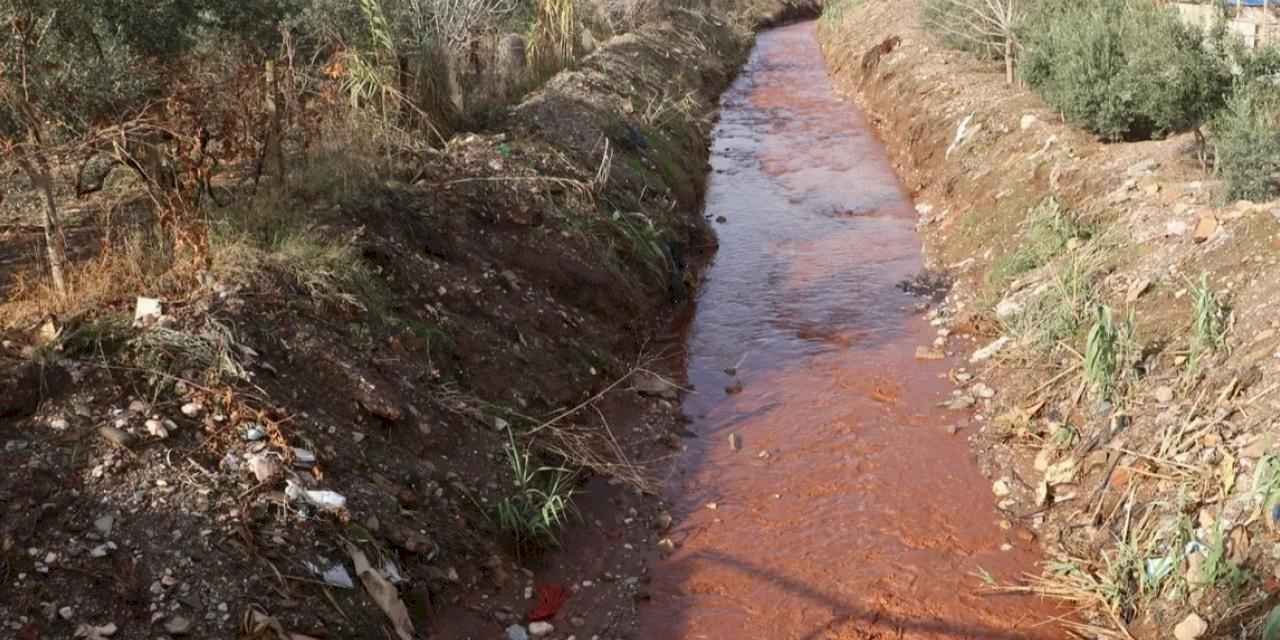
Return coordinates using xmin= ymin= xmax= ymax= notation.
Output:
xmin=927 ymin=0 xmax=1024 ymax=84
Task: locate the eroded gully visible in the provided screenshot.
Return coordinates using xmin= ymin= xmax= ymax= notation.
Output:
xmin=640 ymin=22 xmax=1060 ymax=639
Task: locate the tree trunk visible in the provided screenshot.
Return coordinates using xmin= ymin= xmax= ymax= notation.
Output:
xmin=1005 ymin=37 xmax=1014 ymax=85
xmin=264 ymin=60 xmax=286 ymax=186
xmin=14 ymin=149 xmax=68 ymax=297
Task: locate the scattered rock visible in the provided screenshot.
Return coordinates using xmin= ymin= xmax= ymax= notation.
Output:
xmin=915 ymin=346 xmax=945 ymax=360
xmin=180 ymin=402 xmax=202 ymax=418
xmin=1126 ymin=277 xmax=1151 ymax=303
xmin=1173 ymin=613 xmax=1207 ymax=640
xmin=145 ymin=419 xmax=169 ymax=439
xmin=970 ymin=337 xmax=1009 ymax=363
xmin=506 ymin=624 xmax=529 ymax=640
xmin=633 ymin=372 xmax=679 ymax=400
xmin=657 ymin=538 xmax=676 ymax=553
xmin=715 ymin=216 xmax=727 ymax=223
xmin=493 ymin=416 xmax=510 ymax=432
xmin=943 ymin=395 xmax=976 ymax=411
xmin=971 ymin=383 xmax=995 ymax=399
xmin=994 ymin=299 xmax=1023 ymax=321
xmin=724 ymin=381 xmax=744 ymax=395
xmin=528 ymin=621 xmax=554 ymax=637
xmin=1044 ymin=458 xmax=1078 ymax=486
xmin=1154 ymin=386 xmax=1174 ymax=404
xmin=1127 ymin=159 xmax=1159 ymax=176
xmin=992 ymin=479 xmax=1012 ymax=497
xmin=728 ymin=433 xmax=742 ymax=451
xmin=59 ymin=606 xmax=74 ymax=620
xmin=247 ymin=454 xmax=282 ymax=483
xmin=1034 ymin=447 xmax=1055 ymax=472
xmin=164 ymin=615 xmax=192 ymax=635
xmin=94 ymin=515 xmax=114 ymax=537
xmin=1193 ymin=215 xmax=1219 ymax=243
xmin=1019 ymin=114 xmax=1040 ymax=131
xmin=98 ymin=426 xmax=136 ymax=449
xmin=1166 ymin=220 xmax=1188 ymax=237
xmin=49 ymin=416 xmax=70 ymax=431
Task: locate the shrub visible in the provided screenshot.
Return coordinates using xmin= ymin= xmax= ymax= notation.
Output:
xmin=1020 ymin=0 xmax=1230 ymax=141
xmin=1211 ymin=65 xmax=1280 ymax=202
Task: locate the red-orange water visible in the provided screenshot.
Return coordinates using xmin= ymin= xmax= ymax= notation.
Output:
xmin=639 ymin=22 xmax=1060 ymax=639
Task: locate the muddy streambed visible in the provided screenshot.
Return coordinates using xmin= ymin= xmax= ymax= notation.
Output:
xmin=640 ymin=22 xmax=1059 ymax=639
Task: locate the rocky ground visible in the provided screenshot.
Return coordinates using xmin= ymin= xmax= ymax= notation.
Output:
xmin=821 ymin=1 xmax=1280 ymax=638
xmin=0 ymin=4 xmax=824 ymax=639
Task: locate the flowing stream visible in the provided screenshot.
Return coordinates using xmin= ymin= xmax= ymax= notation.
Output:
xmin=640 ymin=21 xmax=1060 ymax=639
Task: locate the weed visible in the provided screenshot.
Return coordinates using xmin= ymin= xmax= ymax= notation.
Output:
xmin=1084 ymin=305 xmax=1119 ymax=400
xmin=1050 ymin=423 xmax=1079 ymax=450
xmin=1200 ymin=523 xmax=1251 ymax=592
xmin=1188 ymin=272 xmax=1227 ymax=370
xmin=986 ymin=196 xmax=1085 ymax=290
xmin=1008 ymin=248 xmax=1098 ymax=351
xmin=820 ymin=0 xmax=862 ymax=26
xmin=494 ymin=430 xmax=577 ymax=553
xmin=603 ymin=210 xmax=667 ymax=283
xmin=528 ymin=0 xmax=576 ymax=77
xmin=128 ymin=317 xmax=250 ymax=389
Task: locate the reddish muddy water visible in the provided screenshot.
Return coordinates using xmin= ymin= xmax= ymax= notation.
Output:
xmin=639 ymin=22 xmax=1061 ymax=639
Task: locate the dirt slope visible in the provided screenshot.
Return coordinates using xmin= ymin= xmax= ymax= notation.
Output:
xmin=820 ymin=1 xmax=1280 ymax=637
xmin=0 ymin=5 xmax=834 ymax=639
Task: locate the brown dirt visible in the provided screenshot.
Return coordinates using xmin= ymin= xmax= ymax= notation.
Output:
xmin=820 ymin=1 xmax=1280 ymax=638
xmin=0 ymin=5 xmax=843 ymax=639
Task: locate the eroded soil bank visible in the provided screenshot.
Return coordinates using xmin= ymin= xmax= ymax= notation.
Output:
xmin=821 ymin=1 xmax=1280 ymax=637
xmin=639 ymin=22 xmax=1056 ymax=639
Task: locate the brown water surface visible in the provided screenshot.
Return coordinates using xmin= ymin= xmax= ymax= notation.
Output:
xmin=640 ymin=22 xmax=1060 ymax=640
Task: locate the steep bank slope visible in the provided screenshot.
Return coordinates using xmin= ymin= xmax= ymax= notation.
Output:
xmin=821 ymin=1 xmax=1280 ymax=637
xmin=0 ymin=6 xmax=820 ymax=639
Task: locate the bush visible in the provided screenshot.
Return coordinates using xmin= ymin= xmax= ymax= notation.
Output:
xmin=1211 ymin=81 xmax=1280 ymax=202
xmin=1020 ymin=0 xmax=1230 ymax=141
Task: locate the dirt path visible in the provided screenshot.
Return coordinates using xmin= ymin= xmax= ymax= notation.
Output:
xmin=638 ymin=22 xmax=1059 ymax=639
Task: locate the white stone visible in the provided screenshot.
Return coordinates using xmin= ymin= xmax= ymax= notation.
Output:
xmin=529 ymin=621 xmax=555 ymax=637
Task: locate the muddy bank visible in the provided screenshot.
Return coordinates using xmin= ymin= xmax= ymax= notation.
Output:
xmin=0 ymin=7 xmax=782 ymax=640
xmin=820 ymin=1 xmax=1280 ymax=637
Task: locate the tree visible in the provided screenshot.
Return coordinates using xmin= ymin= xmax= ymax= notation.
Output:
xmin=923 ymin=0 xmax=1024 ymax=84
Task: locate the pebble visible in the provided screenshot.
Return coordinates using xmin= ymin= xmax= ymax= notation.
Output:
xmin=165 ymin=615 xmax=192 ymax=635
xmin=1174 ymin=613 xmax=1207 ymax=640
xmin=506 ymin=624 xmax=529 ymax=640
xmin=49 ymin=417 xmax=70 ymax=431
xmin=180 ymin=402 xmax=202 ymax=418
xmin=969 ymin=337 xmax=1009 ymax=363
xmin=971 ymin=383 xmax=995 ymax=399
xmin=529 ymin=621 xmax=554 ymax=637
xmin=98 ymin=426 xmax=136 ymax=449
xmin=992 ymin=479 xmax=1012 ymax=497
xmin=59 ymin=606 xmax=74 ymax=620
xmin=145 ymin=419 xmax=169 ymax=439
xmin=1154 ymin=386 xmax=1174 ymax=404
xmin=94 ymin=515 xmax=114 ymax=536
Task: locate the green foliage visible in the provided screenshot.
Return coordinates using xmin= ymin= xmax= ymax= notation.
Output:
xmin=1 ymin=0 xmax=299 ymax=139
xmin=1211 ymin=73 xmax=1280 ymax=202
xmin=1085 ymin=305 xmax=1119 ymax=399
xmin=1265 ymin=604 xmax=1280 ymax=640
xmin=1188 ymin=272 xmax=1226 ymax=369
xmin=987 ymin=196 xmax=1086 ymax=289
xmin=1020 ymin=0 xmax=1230 ymax=141
xmin=494 ymin=430 xmax=577 ymax=553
